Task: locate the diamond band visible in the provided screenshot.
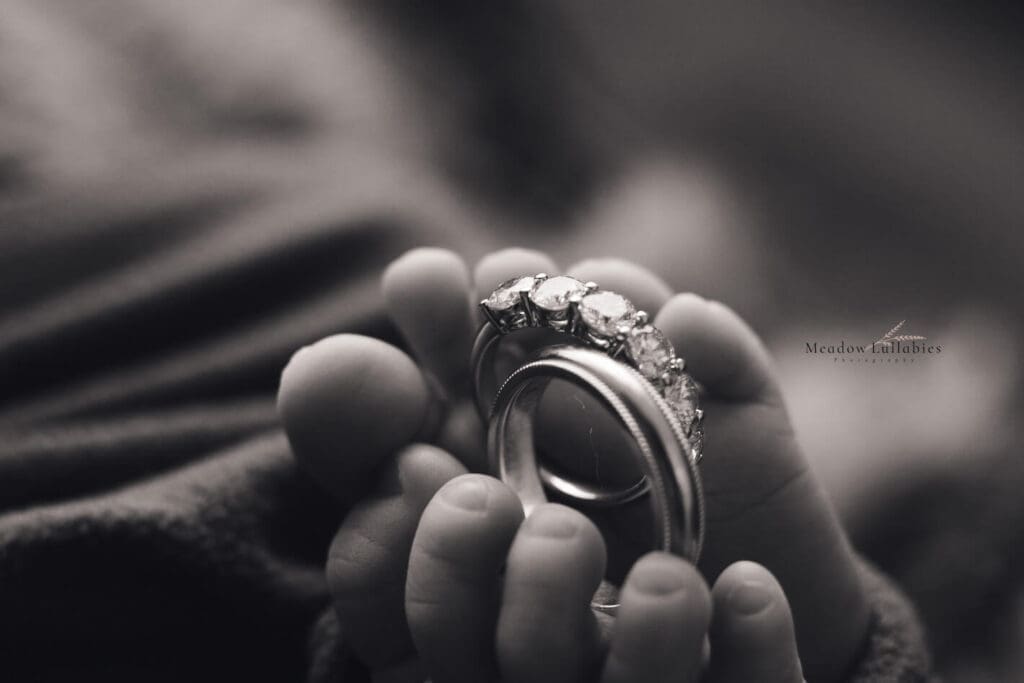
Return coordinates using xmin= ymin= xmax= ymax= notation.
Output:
xmin=475 ymin=273 xmax=704 ymax=465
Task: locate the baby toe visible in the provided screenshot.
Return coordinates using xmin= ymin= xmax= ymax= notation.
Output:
xmin=406 ymin=474 xmax=523 ymax=683
xmin=655 ymin=295 xmax=778 ymax=404
xmin=600 ymin=552 xmax=710 ymax=683
xmin=497 ymin=504 xmax=606 ymax=683
xmin=382 ymin=248 xmax=475 ymax=397
xmin=278 ymin=334 xmax=431 ymax=502
xmin=707 ymin=561 xmax=803 ymax=683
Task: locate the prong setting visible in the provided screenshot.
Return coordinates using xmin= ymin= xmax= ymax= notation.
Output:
xmin=608 ymin=335 xmax=627 ymax=358
xmin=479 ymin=300 xmax=508 ymax=333
xmin=519 ymin=289 xmax=538 ymax=326
xmin=478 ymin=273 xmax=704 ymax=463
xmin=567 ymin=295 xmax=583 ymax=336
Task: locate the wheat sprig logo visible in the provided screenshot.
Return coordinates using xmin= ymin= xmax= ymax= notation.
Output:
xmin=871 ymin=320 xmax=926 ymax=348
xmin=804 ymin=320 xmax=939 ymax=362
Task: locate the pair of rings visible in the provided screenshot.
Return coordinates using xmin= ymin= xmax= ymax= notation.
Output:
xmin=470 ymin=274 xmax=706 ymax=614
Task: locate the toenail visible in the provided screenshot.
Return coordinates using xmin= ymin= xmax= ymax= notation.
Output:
xmin=441 ymin=478 xmax=489 ymax=510
xmin=632 ymin=565 xmax=688 ymax=596
xmin=727 ymin=580 xmax=773 ymax=615
xmin=523 ymin=510 xmax=578 ymax=538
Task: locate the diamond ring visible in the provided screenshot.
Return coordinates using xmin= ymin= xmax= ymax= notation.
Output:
xmin=489 ymin=344 xmax=704 ymax=614
xmin=471 ymin=274 xmax=705 ymax=505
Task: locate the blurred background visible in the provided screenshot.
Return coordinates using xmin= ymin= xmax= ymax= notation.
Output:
xmin=1 ymin=1 xmax=1022 ymax=680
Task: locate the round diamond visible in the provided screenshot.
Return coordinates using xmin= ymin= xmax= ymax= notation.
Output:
xmin=485 ymin=276 xmax=535 ymax=311
xmin=626 ymin=327 xmax=674 ymax=380
xmin=530 ymin=276 xmax=586 ymax=311
xmin=688 ymin=420 xmax=704 ymax=459
xmin=665 ymin=374 xmax=699 ymax=430
xmin=579 ymin=291 xmax=636 ymax=336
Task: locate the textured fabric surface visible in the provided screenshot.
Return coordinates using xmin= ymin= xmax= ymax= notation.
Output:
xmin=0 ymin=431 xmax=337 ymax=681
xmin=0 ymin=151 xmax=462 ymax=682
xmin=849 ymin=560 xmax=933 ymax=683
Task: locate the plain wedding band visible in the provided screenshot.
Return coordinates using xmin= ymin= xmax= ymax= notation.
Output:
xmin=487 ymin=345 xmax=705 ymax=615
